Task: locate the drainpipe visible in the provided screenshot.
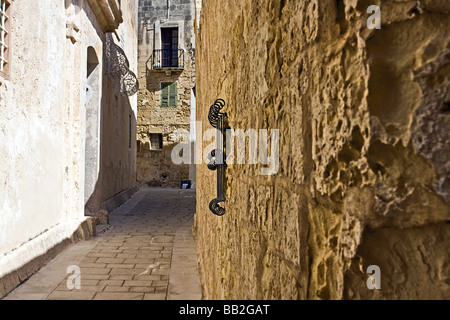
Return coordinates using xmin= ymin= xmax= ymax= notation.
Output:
xmin=167 ymin=0 xmax=170 ymax=20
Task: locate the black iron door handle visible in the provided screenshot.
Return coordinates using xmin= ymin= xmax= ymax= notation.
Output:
xmin=207 ymin=99 xmax=228 ymax=216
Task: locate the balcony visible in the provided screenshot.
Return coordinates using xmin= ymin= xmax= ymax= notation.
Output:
xmin=148 ymin=49 xmax=185 ymax=71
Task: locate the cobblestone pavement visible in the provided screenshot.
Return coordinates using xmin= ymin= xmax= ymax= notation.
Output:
xmin=4 ymin=188 xmax=202 ymax=300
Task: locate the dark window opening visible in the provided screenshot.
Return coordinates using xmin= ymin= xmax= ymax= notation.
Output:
xmin=150 ymin=133 xmax=163 ymax=150
xmin=161 ymin=27 xmax=179 ymax=68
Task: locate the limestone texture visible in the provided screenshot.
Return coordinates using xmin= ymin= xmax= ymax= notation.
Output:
xmin=136 ymin=0 xmax=196 ymax=188
xmin=194 ymin=0 xmax=450 ymax=299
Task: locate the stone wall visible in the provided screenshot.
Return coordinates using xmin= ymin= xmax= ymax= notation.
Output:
xmin=194 ymin=0 xmax=450 ymax=300
xmin=136 ymin=0 xmax=195 ymax=188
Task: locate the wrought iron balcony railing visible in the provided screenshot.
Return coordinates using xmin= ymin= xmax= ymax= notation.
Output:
xmin=149 ymin=49 xmax=185 ymax=71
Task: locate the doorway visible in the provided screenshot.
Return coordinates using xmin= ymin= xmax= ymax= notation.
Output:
xmin=161 ymin=27 xmax=179 ymax=68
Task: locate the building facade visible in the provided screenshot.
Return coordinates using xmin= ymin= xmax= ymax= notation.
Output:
xmin=0 ymin=0 xmax=138 ymax=297
xmin=137 ymin=0 xmax=196 ymax=188
xmin=194 ymin=0 xmax=450 ymax=300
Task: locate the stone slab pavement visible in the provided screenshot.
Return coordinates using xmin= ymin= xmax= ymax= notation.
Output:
xmin=3 ymin=188 xmax=203 ymax=300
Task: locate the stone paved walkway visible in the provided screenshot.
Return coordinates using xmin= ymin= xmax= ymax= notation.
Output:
xmin=3 ymin=188 xmax=202 ymax=300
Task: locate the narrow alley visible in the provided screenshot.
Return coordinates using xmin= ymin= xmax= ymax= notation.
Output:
xmin=3 ymin=188 xmax=202 ymax=300
xmin=1 ymin=0 xmax=449 ymax=303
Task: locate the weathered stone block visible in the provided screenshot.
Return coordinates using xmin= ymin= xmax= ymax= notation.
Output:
xmin=96 ymin=209 xmax=110 ymax=225
xmin=194 ymin=0 xmax=450 ymax=300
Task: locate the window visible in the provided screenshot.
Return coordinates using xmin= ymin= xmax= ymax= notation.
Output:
xmin=150 ymin=133 xmax=163 ymax=150
xmin=0 ymin=0 xmax=11 ymax=77
xmin=161 ymin=82 xmax=177 ymax=107
xmin=150 ymin=23 xmax=184 ymax=70
xmin=161 ymin=27 xmax=178 ymax=68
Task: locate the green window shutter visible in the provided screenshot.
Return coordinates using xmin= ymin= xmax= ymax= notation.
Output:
xmin=161 ymin=82 xmax=177 ymax=107
xmin=161 ymin=82 xmax=169 ymax=107
xmin=169 ymin=82 xmax=177 ymax=107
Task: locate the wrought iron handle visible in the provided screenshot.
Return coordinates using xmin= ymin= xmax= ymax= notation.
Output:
xmin=207 ymin=99 xmax=228 ymax=216
xmin=208 ymin=99 xmax=226 ymax=129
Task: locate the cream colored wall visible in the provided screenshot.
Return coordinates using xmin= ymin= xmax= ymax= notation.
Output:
xmin=0 ymin=0 xmax=75 ymax=275
xmin=0 ymin=0 xmax=138 ymax=294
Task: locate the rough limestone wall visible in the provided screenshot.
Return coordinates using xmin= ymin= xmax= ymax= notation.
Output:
xmin=136 ymin=0 xmax=195 ymax=187
xmin=195 ymin=0 xmax=450 ymax=300
xmin=136 ymin=68 xmax=193 ymax=187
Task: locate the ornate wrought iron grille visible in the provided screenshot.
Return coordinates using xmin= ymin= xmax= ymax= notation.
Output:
xmin=105 ymin=34 xmax=139 ymax=96
xmin=0 ymin=0 xmax=10 ymax=74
